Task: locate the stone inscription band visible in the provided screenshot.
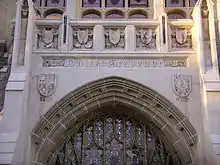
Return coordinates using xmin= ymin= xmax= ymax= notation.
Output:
xmin=42 ymin=58 xmax=187 ymax=68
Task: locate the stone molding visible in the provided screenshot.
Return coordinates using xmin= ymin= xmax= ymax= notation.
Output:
xmin=42 ymin=57 xmax=187 ymax=68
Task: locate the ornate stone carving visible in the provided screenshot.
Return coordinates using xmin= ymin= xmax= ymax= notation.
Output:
xmin=136 ymin=28 xmax=156 ymax=49
xmin=37 ymin=28 xmax=59 ymax=49
xmin=37 ymin=74 xmax=57 ymax=101
xmin=164 ymin=59 xmax=187 ymax=67
xmin=172 ymin=75 xmax=192 ymax=102
xmin=105 ymin=28 xmax=125 ymax=49
xmin=171 ymin=28 xmax=192 ymax=49
xmin=72 ymin=28 xmax=93 ymax=49
xmin=42 ymin=57 xmax=187 ymax=68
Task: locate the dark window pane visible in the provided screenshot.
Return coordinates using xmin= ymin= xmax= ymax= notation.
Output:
xmin=83 ymin=0 xmax=101 ymax=8
xmin=166 ymin=0 xmax=184 ymax=7
xmin=105 ymin=0 xmax=124 ymax=7
xmin=46 ymin=0 xmax=65 ymax=7
xmin=129 ymin=0 xmax=148 ymax=7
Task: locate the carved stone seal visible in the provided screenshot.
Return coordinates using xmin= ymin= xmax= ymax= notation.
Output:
xmin=172 ymin=75 xmax=192 ymax=102
xmin=37 ymin=74 xmax=57 ymax=101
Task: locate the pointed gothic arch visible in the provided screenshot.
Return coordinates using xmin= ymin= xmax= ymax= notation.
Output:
xmin=31 ymin=76 xmax=198 ymax=165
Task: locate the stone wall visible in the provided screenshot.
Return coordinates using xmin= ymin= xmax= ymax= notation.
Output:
xmin=0 ymin=0 xmax=16 ymax=41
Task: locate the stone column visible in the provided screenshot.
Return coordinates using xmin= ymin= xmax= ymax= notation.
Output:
xmin=61 ymin=13 xmax=68 ymax=51
xmin=93 ymin=25 xmax=105 ymax=51
xmin=159 ymin=12 xmax=169 ymax=53
xmin=125 ymin=25 xmax=135 ymax=51
xmin=154 ymin=0 xmax=164 ymax=19
xmin=67 ymin=0 xmax=76 ymax=18
xmin=207 ymin=1 xmax=219 ymax=75
xmin=193 ymin=5 xmax=206 ymax=74
xmin=11 ymin=1 xmax=22 ymax=69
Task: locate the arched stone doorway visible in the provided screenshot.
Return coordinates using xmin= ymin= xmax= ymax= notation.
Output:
xmin=31 ymin=77 xmax=198 ymax=165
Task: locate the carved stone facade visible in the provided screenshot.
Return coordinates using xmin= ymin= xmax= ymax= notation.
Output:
xmin=72 ymin=28 xmax=93 ymax=49
xmin=1 ymin=0 xmax=220 ymax=165
xmin=105 ymin=28 xmax=125 ymax=49
xmin=171 ymin=28 xmax=192 ymax=49
xmin=136 ymin=28 xmax=157 ymax=49
xmin=37 ymin=28 xmax=59 ymax=49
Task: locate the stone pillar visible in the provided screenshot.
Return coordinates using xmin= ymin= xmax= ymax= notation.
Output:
xmin=193 ymin=5 xmax=206 ymax=74
xmin=125 ymin=25 xmax=135 ymax=51
xmin=11 ymin=1 xmax=22 ymax=69
xmin=93 ymin=25 xmax=105 ymax=51
xmin=206 ymin=0 xmax=219 ymax=75
xmin=154 ymin=0 xmax=164 ymax=19
xmin=61 ymin=13 xmax=68 ymax=51
xmin=67 ymin=0 xmax=76 ymax=18
xmin=159 ymin=12 xmax=169 ymax=52
xmin=0 ymin=0 xmax=36 ymax=164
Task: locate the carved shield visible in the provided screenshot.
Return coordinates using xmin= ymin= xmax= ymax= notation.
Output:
xmin=77 ymin=29 xmax=89 ymax=45
xmin=140 ymin=29 xmax=152 ymax=45
xmin=109 ymin=29 xmax=120 ymax=45
xmin=42 ymin=29 xmax=54 ymax=45
xmin=176 ymin=29 xmax=188 ymax=45
xmin=38 ymin=74 xmax=56 ymax=98
xmin=172 ymin=75 xmax=192 ymax=98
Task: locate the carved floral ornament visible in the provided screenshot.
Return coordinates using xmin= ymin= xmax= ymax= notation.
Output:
xmin=73 ymin=28 xmax=93 ymax=49
xmin=105 ymin=29 xmax=125 ymax=49
xmin=37 ymin=74 xmax=57 ymax=101
xmin=37 ymin=28 xmax=59 ymax=49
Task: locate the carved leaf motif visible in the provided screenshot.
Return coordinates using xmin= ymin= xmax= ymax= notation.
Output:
xmin=77 ymin=29 xmax=89 ymax=45
xmin=140 ymin=29 xmax=152 ymax=45
xmin=176 ymin=29 xmax=188 ymax=45
xmin=109 ymin=29 xmax=121 ymax=45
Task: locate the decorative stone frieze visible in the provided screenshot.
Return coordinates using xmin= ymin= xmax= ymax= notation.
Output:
xmin=136 ymin=28 xmax=157 ymax=49
xmin=37 ymin=74 xmax=57 ymax=101
xmin=105 ymin=28 xmax=125 ymax=49
xmin=171 ymin=28 xmax=192 ymax=49
xmin=37 ymin=28 xmax=59 ymax=49
xmin=172 ymin=75 xmax=192 ymax=102
xmin=42 ymin=57 xmax=187 ymax=68
xmin=72 ymin=28 xmax=93 ymax=49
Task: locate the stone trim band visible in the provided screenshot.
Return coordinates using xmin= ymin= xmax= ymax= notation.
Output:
xmin=42 ymin=57 xmax=187 ymax=68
